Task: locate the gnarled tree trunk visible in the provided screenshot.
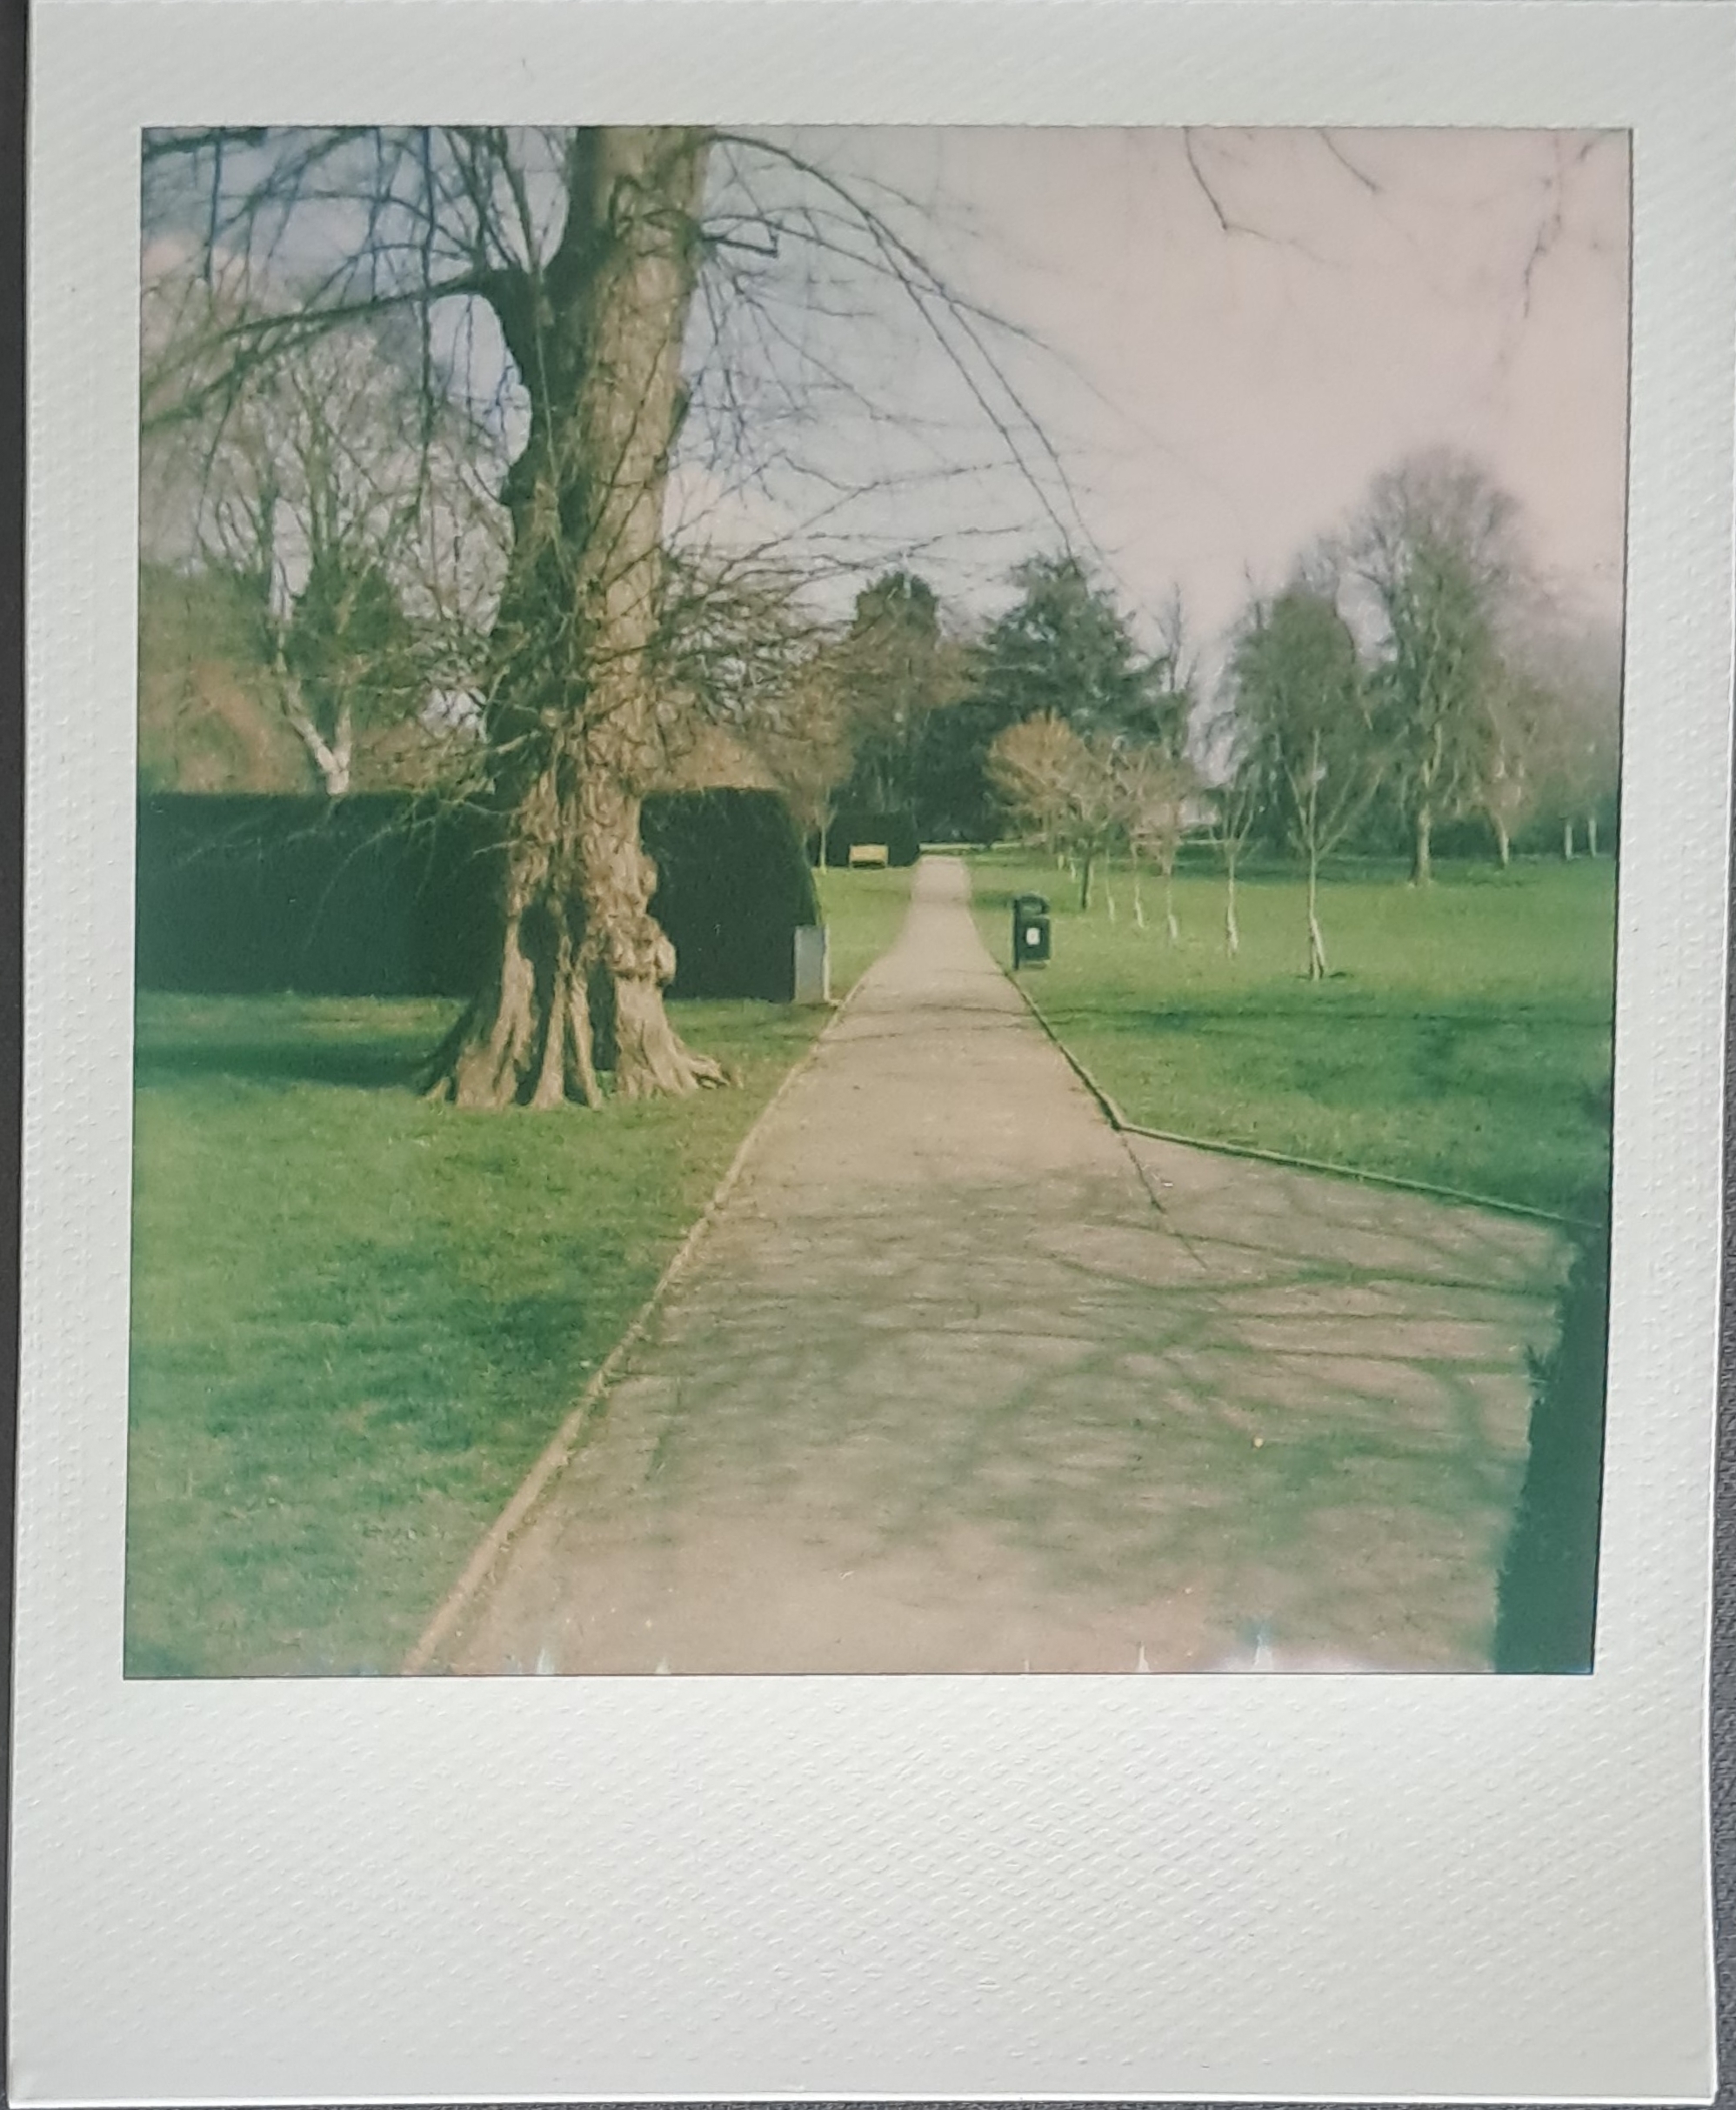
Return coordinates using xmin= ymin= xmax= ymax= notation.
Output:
xmin=424 ymin=128 xmax=724 ymax=1109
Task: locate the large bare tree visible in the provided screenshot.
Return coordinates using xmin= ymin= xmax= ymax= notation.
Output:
xmin=142 ymin=126 xmax=1058 ymax=1107
xmin=425 ymin=130 xmax=715 ymax=1106
xmin=1343 ymin=450 xmax=1528 ymax=887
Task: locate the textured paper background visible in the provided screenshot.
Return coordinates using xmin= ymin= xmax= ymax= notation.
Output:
xmin=12 ymin=3 xmax=1734 ymax=2101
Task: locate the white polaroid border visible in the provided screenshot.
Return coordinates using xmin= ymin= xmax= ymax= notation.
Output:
xmin=15 ymin=3 xmax=1735 ymax=2103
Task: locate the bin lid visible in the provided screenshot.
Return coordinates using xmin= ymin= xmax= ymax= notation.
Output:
xmin=1013 ymin=893 xmax=1050 ymax=914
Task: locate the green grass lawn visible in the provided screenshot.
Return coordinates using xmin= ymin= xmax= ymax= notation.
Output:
xmin=126 ymin=867 xmax=912 ymax=1678
xmin=969 ymin=849 xmax=1616 ymax=1222
xmin=815 ymin=861 xmax=915 ymax=992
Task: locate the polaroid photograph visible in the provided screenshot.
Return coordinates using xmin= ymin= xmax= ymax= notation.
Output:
xmin=14 ymin=1 xmax=1734 ymax=2102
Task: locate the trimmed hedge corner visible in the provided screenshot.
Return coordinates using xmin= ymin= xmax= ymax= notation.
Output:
xmin=823 ymin=809 xmax=921 ymax=868
xmin=644 ymin=789 xmax=819 ymax=1002
xmin=1492 ymin=1225 xmax=1612 ymax=1673
xmin=137 ymin=789 xmax=818 ymax=1004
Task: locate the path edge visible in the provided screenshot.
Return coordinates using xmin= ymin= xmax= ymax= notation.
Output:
xmin=999 ymin=958 xmax=1592 ymax=1233
xmin=400 ymin=975 xmax=878 ymax=1676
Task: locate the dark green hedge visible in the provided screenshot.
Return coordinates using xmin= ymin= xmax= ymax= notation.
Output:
xmin=644 ymin=790 xmax=818 ymax=1001
xmin=1492 ymin=1225 xmax=1612 ymax=1673
xmin=823 ymin=809 xmax=921 ymax=867
xmin=135 ymin=795 xmax=490 ymax=997
xmin=136 ymin=789 xmax=818 ymax=1004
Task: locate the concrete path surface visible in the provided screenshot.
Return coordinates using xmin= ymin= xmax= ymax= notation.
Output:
xmin=437 ymin=856 xmax=1566 ymax=1675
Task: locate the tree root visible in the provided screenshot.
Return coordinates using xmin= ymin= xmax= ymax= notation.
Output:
xmin=611 ymin=970 xmax=729 ymax=1099
xmin=420 ymin=956 xmax=726 ymax=1109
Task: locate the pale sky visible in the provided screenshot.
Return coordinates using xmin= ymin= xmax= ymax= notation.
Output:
xmin=145 ymin=125 xmax=1632 ymax=665
xmin=675 ymin=126 xmax=1631 ymax=658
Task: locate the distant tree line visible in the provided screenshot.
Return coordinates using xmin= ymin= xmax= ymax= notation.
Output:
xmin=736 ymin=451 xmax=1621 ymax=967
xmin=1218 ymin=449 xmax=1620 ymax=972
xmin=146 ymin=369 xmax=1620 ymax=992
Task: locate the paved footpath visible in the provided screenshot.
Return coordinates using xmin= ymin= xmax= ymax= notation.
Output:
xmin=440 ymin=856 xmax=1566 ymax=1675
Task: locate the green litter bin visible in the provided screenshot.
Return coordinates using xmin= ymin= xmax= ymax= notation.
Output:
xmin=1012 ymin=893 xmax=1051 ymax=969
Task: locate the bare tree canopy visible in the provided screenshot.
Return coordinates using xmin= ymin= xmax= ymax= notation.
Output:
xmin=1341 ymin=448 xmax=1531 ymax=885
xmin=144 ymin=311 xmax=505 ymax=794
xmin=142 ymin=124 xmax=1064 ymax=1106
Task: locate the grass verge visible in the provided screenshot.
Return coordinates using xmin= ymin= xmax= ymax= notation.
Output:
xmin=969 ymin=849 xmax=1617 ymax=1221
xmin=816 ymin=862 xmax=913 ymax=992
xmin=126 ymin=867 xmax=912 ymax=1677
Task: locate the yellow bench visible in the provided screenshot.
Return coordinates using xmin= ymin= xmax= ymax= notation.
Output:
xmin=846 ymin=843 xmax=890 ymax=868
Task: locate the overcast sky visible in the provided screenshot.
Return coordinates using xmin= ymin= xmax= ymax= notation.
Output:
xmin=145 ymin=124 xmax=1631 ymax=664
xmin=676 ymin=126 xmax=1630 ymax=658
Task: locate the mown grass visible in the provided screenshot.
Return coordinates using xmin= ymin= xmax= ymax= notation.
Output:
xmin=125 ymin=865 xmax=913 ymax=1678
xmin=816 ymin=862 xmax=914 ymax=992
xmin=968 ymin=849 xmax=1617 ymax=1221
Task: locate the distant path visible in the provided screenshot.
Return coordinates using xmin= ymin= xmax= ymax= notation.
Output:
xmin=437 ymin=856 xmax=1565 ymax=1674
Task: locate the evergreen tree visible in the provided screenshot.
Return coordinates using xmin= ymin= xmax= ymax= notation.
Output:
xmin=921 ymin=554 xmax=1174 ymax=839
